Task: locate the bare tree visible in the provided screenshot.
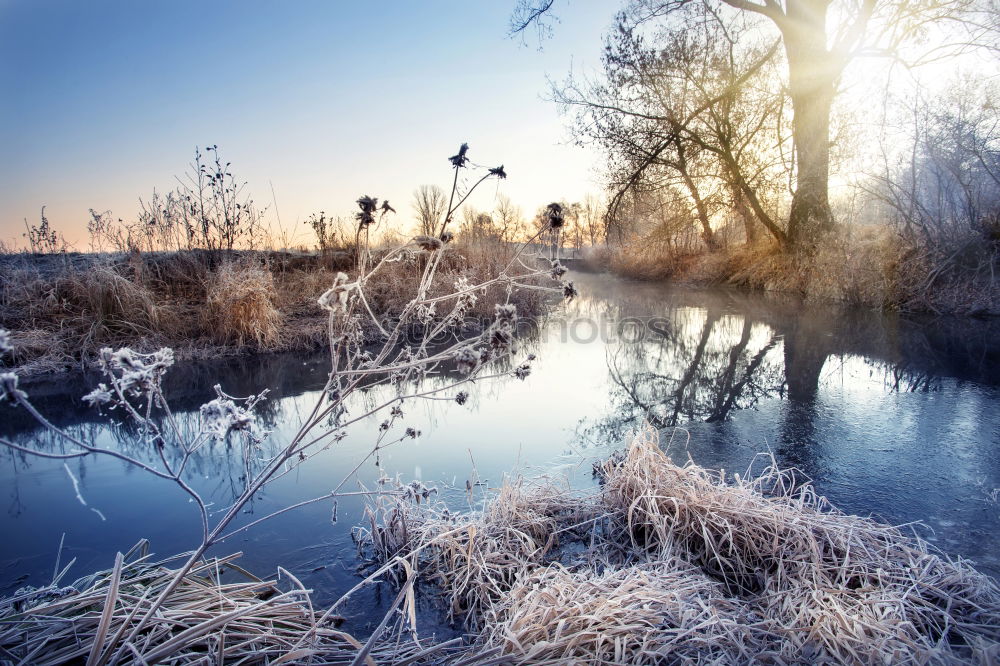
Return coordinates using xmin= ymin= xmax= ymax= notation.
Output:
xmin=515 ymin=0 xmax=997 ymax=249
xmin=494 ymin=194 xmax=527 ymax=243
xmin=412 ymin=184 xmax=448 ymax=236
xmin=579 ymin=193 xmax=606 ymax=246
xmin=558 ymin=4 xmax=789 ymax=247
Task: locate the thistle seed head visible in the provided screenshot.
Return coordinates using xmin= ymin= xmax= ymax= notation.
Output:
xmin=563 ymin=281 xmax=578 ymax=300
xmin=356 ymin=195 xmax=379 ymax=227
xmin=494 ymin=303 xmax=517 ymax=325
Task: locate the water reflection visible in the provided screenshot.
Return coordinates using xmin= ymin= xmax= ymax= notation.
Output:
xmin=575 ymin=277 xmax=1000 ymax=441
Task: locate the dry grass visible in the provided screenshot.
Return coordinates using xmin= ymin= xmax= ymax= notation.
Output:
xmin=361 ymin=480 xmax=582 ymax=630
xmin=0 ymin=541 xmax=466 ymax=665
xmin=1 ymin=244 xmax=550 ymax=376
xmin=364 ymin=428 xmax=1000 ymax=664
xmin=599 ymin=430 xmax=1000 ymax=663
xmin=205 ymin=260 xmax=282 ymax=347
xmin=610 ymin=225 xmax=1000 ymax=315
xmin=68 ymin=263 xmax=164 ymax=347
xmin=480 ymin=562 xmax=764 ymax=664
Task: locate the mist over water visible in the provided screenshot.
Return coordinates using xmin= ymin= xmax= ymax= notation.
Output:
xmin=3 ymin=269 xmax=999 ymax=630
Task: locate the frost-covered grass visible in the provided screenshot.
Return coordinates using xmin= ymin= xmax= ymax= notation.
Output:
xmin=604 ymin=226 xmax=1000 ymax=315
xmin=0 ymin=242 xmax=551 ymax=376
xmin=360 ymin=428 xmax=1000 ymax=664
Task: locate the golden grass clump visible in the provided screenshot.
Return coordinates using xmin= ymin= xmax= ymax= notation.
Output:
xmin=205 ymin=260 xmax=282 ymax=348
xmin=365 ymin=428 xmax=1000 ymax=664
xmin=364 ymin=480 xmax=586 ymax=630
xmin=479 ymin=562 xmax=764 ymax=664
xmin=0 ymin=542 xmax=438 ymax=666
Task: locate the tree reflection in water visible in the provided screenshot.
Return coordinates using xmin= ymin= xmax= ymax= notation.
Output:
xmin=575 ymin=274 xmax=1000 ymax=452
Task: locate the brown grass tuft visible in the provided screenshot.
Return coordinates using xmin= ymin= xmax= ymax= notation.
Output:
xmin=481 ymin=562 xmax=763 ymax=664
xmin=67 ymin=264 xmax=163 ymax=346
xmin=204 ymin=260 xmax=282 ymax=348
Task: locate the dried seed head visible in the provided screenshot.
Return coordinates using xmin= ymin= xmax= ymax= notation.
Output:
xmin=318 ymin=272 xmax=354 ymax=312
xmin=448 ymin=142 xmax=470 ymax=168
xmin=356 ymin=195 xmax=379 ymax=227
xmin=412 ymin=235 xmax=443 ymax=252
xmin=563 ymin=281 xmax=578 ymax=300
xmin=546 ymin=202 xmax=565 ymax=229
xmin=416 ymin=303 xmax=436 ymax=325
xmin=488 ymin=165 xmax=507 ymax=179
xmin=490 ymin=327 xmax=515 ymax=350
xmin=0 ymin=372 xmax=24 ymax=403
xmin=200 ymin=398 xmax=255 ymax=440
xmin=494 ymin=303 xmax=517 ymax=325
xmin=514 ymin=363 xmax=531 ymax=380
xmin=440 ymin=231 xmax=455 ymax=244
xmin=101 ymin=347 xmax=175 ymax=396
xmin=454 ymin=347 xmax=479 ymax=375
xmin=550 ymin=259 xmax=567 ymax=278
xmin=455 ymin=391 xmax=469 ymax=405
xmin=83 ymin=383 xmax=114 ymax=407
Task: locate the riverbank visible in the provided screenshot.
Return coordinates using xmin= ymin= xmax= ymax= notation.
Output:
xmin=4 ymin=429 xmax=998 ymax=664
xmin=588 ymin=227 xmax=1000 ymax=316
xmin=0 ymin=245 xmax=549 ymax=377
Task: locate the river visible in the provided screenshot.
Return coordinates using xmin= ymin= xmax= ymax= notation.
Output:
xmin=2 ymin=269 xmax=999 ymax=633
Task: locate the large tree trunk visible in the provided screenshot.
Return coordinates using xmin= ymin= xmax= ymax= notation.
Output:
xmin=781 ymin=0 xmax=837 ymax=248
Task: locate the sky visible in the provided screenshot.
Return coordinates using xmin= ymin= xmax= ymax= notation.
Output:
xmin=0 ymin=0 xmax=614 ymax=248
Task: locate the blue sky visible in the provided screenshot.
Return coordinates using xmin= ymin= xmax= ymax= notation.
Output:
xmin=0 ymin=0 xmax=613 ymax=246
